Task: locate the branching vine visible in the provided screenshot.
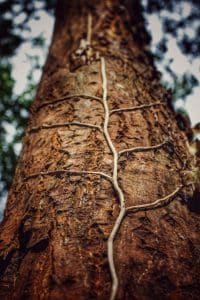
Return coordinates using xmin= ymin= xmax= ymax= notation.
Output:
xmin=25 ymin=14 xmax=184 ymax=300
xmin=26 ymin=57 xmax=182 ymax=300
xmin=100 ymin=58 xmax=181 ymax=300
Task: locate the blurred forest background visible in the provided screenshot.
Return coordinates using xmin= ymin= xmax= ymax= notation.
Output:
xmin=0 ymin=0 xmax=199 ymax=220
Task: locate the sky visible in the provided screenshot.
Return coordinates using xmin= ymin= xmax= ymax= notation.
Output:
xmin=146 ymin=11 xmax=199 ymax=126
xmin=12 ymin=10 xmax=54 ymax=95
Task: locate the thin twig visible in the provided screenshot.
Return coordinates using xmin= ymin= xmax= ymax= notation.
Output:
xmin=35 ymin=94 xmax=102 ymax=112
xmin=87 ymin=13 xmax=92 ymax=45
xmin=28 ymin=122 xmax=103 ymax=133
xmin=119 ymin=141 xmax=166 ymax=156
xmin=110 ymin=102 xmax=162 ymax=115
xmin=87 ymin=13 xmax=93 ymax=58
xmin=126 ymin=185 xmax=182 ymax=213
xmin=24 ymin=169 xmax=113 ymax=183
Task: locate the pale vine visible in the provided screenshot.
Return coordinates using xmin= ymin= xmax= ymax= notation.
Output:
xmin=109 ymin=101 xmax=163 ymax=115
xmin=25 ymin=15 xmax=183 ymax=300
xmin=29 ymin=121 xmax=103 ymax=133
xmin=35 ymin=94 xmax=102 ymax=112
xmin=26 ymin=57 xmax=182 ymax=300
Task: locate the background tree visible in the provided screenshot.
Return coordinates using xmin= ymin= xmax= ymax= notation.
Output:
xmin=0 ymin=0 xmax=199 ymax=299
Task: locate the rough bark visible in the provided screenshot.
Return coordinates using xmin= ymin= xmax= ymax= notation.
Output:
xmin=0 ymin=1 xmax=199 ymax=299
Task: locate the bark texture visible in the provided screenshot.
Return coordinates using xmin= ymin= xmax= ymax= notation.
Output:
xmin=0 ymin=1 xmax=199 ymax=299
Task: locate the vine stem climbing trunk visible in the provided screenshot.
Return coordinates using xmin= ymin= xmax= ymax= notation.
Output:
xmin=0 ymin=1 xmax=199 ymax=299
xmin=101 ymin=57 xmax=126 ymax=300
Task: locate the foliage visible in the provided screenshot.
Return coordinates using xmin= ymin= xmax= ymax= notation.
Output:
xmin=0 ymin=0 xmax=55 ymax=199
xmin=172 ymin=74 xmax=198 ymax=101
xmin=0 ymin=61 xmax=35 ymax=194
xmin=143 ymin=0 xmax=200 ymax=99
xmin=0 ymin=0 xmax=56 ymax=57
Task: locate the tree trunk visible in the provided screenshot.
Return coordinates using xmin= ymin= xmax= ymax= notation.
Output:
xmin=0 ymin=1 xmax=199 ymax=299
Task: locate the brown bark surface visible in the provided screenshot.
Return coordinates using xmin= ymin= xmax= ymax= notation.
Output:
xmin=0 ymin=1 xmax=199 ymax=299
